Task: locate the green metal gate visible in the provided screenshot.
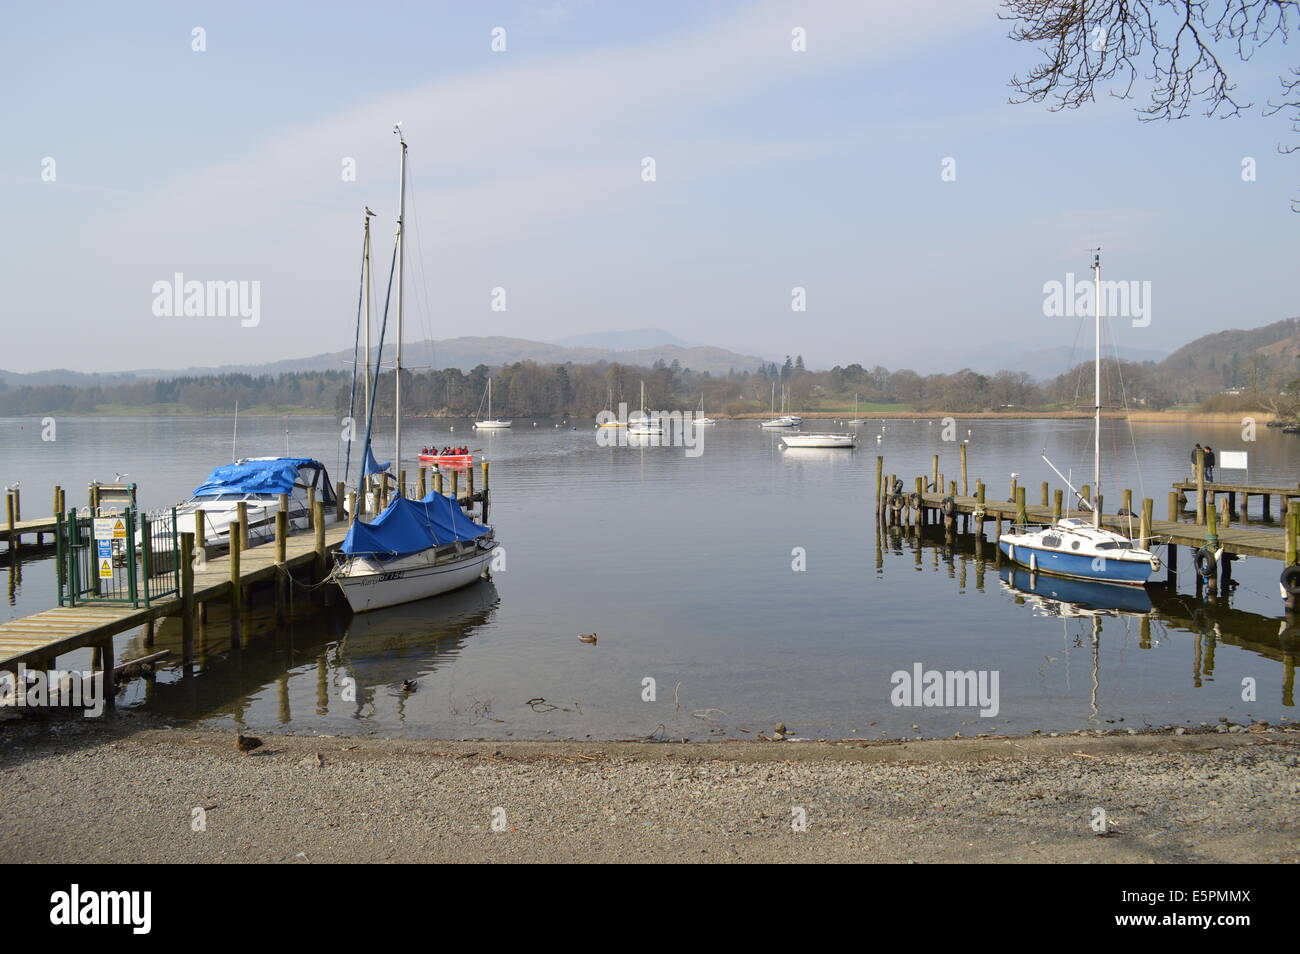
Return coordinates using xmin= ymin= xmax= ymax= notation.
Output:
xmin=57 ymin=508 xmax=181 ymax=608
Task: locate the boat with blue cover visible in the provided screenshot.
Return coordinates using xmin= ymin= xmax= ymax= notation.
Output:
xmin=334 ymin=491 xmax=496 ymax=612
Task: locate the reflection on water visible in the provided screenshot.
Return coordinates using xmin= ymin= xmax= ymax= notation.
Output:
xmin=2 ymin=415 xmax=1296 ymax=738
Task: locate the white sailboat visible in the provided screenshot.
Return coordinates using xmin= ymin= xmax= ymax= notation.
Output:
xmin=628 ymin=380 xmax=662 ymax=435
xmin=695 ymin=393 xmax=717 ymax=426
xmin=848 ymin=393 xmax=868 ymax=425
xmin=474 ymin=377 xmax=512 ymax=429
xmin=781 ymin=433 xmax=857 ymax=448
xmin=997 ymin=251 xmax=1159 ymax=586
xmin=760 ymin=381 xmax=798 ymax=428
xmin=335 ymin=127 xmax=497 ymax=613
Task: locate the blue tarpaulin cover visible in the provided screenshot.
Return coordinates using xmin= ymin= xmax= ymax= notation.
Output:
xmin=362 ymin=443 xmax=390 ymax=477
xmin=341 ymin=491 xmax=490 ymax=557
xmin=193 ymin=458 xmax=325 ymax=497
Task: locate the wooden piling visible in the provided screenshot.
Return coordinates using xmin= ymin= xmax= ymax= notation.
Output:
xmin=399 ymin=469 xmax=407 ymax=500
xmin=180 ymin=531 xmax=194 ymax=666
xmin=1009 ymin=476 xmax=1017 ymax=505
xmin=1040 ymin=481 xmax=1049 ymax=507
xmin=1195 ymin=447 xmax=1206 ymax=525
xmin=1140 ymin=498 xmax=1153 ymax=550
xmin=236 ymin=501 xmax=249 ymax=552
xmin=931 ymin=455 xmax=939 ymax=492
xmin=481 ymin=461 xmax=490 ymax=523
xmin=335 ymin=481 xmax=346 ymax=521
xmin=434 ymin=471 xmax=443 ymax=496
xmin=451 ymin=469 xmax=459 ymax=505
xmin=1206 ymin=500 xmax=1220 ymax=548
xmin=1052 ymin=488 xmax=1063 ymax=520
xmin=875 ymin=456 xmax=884 ymax=504
xmin=313 ymin=501 xmax=326 ymax=577
xmin=228 ymin=521 xmax=242 ymax=649
xmin=275 ymin=510 xmax=287 ymax=565
xmin=959 ymin=444 xmax=968 ymax=497
xmin=347 ymin=491 xmax=357 ymax=527
xmin=1121 ymin=488 xmax=1132 ymax=515
xmin=1015 ymin=486 xmax=1027 ymax=526
xmin=1168 ymin=491 xmax=1179 ymax=522
xmin=467 ymin=465 xmax=475 ymax=502
xmin=1286 ymin=501 xmax=1298 ymax=566
xmin=417 ymin=467 xmax=427 ymax=499
xmin=1081 ymin=484 xmax=1090 ymax=506
xmin=307 ymin=487 xmax=316 ymax=527
xmin=1219 ymin=503 xmax=1231 ymax=531
xmin=5 ymin=491 xmax=13 ymax=552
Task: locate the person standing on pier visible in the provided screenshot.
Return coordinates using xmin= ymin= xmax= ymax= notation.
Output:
xmin=1204 ymin=446 xmax=1215 ymax=483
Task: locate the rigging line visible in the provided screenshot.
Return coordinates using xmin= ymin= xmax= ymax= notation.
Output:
xmin=361 ymin=240 xmax=401 ymax=468
xmin=404 ymin=165 xmax=439 ymax=376
xmin=343 ymin=223 xmax=368 ymax=487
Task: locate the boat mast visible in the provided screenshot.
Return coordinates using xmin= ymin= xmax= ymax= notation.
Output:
xmin=363 ymin=208 xmax=374 ymax=428
xmin=1093 ymin=248 xmax=1101 ymax=528
xmin=394 ymin=123 xmax=407 ymax=492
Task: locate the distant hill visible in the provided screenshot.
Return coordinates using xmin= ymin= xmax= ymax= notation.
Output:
xmin=551 ymin=328 xmax=696 ymax=350
xmin=1156 ymin=316 xmax=1300 ymax=398
xmin=118 ymin=335 xmax=766 ymax=380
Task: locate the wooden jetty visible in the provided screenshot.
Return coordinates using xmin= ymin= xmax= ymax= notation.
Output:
xmin=0 ymin=464 xmax=492 ymax=692
xmin=874 ymin=452 xmax=1300 ymax=610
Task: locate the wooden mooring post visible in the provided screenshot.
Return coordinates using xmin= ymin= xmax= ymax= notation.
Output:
xmin=481 ymin=461 xmax=490 ymax=523
xmin=959 ymin=444 xmax=968 ymax=497
xmin=180 ymin=531 xmax=195 ymax=666
xmin=229 ymin=520 xmax=242 ymax=649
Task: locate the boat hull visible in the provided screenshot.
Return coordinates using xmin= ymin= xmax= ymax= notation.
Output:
xmin=417 ymin=454 xmax=473 ymax=466
xmin=337 ymin=547 xmax=494 ymax=613
xmin=997 ymin=540 xmax=1152 ymax=586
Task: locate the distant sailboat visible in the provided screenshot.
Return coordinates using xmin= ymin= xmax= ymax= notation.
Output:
xmin=474 ymin=377 xmax=512 ymax=429
xmin=628 ymin=381 xmax=662 ymax=435
xmin=695 ymin=393 xmax=717 ymax=425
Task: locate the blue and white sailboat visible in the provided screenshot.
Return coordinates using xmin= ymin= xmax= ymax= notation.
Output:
xmin=333 ymin=125 xmax=498 ymax=612
xmin=997 ymin=251 xmax=1159 ymax=587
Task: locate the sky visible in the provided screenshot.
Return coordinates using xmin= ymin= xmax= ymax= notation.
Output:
xmin=3 ymin=0 xmax=1297 ymax=374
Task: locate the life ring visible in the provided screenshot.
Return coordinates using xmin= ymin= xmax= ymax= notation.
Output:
xmin=1194 ymin=547 xmax=1215 ymax=578
xmin=1281 ymin=565 xmax=1300 ymax=598
xmin=941 ymin=496 xmax=956 ymax=516
xmin=908 ymin=491 xmax=923 ymax=510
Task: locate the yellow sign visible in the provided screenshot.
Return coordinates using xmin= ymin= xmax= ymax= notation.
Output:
xmin=98 ymin=558 xmax=113 ymax=579
xmin=112 ymin=518 xmax=126 ymax=539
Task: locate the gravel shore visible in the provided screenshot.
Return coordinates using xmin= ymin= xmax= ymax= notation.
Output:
xmin=2 ymin=717 xmax=1295 ymax=863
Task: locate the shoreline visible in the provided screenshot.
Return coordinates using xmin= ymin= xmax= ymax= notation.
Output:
xmin=0 ymin=409 xmax=1278 ymax=423
xmin=3 ymin=719 xmax=1294 ymax=863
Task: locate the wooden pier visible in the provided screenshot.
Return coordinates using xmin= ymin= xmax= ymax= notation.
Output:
xmin=1 ymin=464 xmax=492 ymax=685
xmin=874 ymin=452 xmax=1300 ymax=610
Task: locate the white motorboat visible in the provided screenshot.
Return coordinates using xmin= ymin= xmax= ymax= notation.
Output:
xmin=781 ymin=433 xmax=857 ymax=449
xmin=145 ymin=456 xmax=335 ymax=553
xmin=996 ymin=251 xmax=1159 ymax=587
xmin=474 ymin=378 xmax=512 ymax=428
xmin=760 ymin=416 xmax=799 ymax=428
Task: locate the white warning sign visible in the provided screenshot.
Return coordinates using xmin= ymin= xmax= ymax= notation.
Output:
xmin=98 ymin=558 xmax=114 ymax=579
xmin=94 ymin=517 xmax=127 ymax=540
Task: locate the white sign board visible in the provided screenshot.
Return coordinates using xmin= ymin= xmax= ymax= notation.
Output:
xmin=1217 ymin=451 xmax=1248 ymax=470
xmin=93 ymin=517 xmax=127 ymax=540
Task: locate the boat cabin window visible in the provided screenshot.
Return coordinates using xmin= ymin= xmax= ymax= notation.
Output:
xmin=1070 ymin=540 xmax=1080 ymax=550
xmin=1041 ymin=534 xmax=1061 ymax=548
xmin=1096 ymin=541 xmax=1132 ymax=550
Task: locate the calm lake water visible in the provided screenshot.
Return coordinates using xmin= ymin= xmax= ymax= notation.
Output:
xmin=2 ymin=415 xmax=1296 ymax=739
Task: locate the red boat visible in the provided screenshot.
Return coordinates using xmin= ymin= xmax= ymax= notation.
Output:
xmin=417 ymin=446 xmax=474 ymax=467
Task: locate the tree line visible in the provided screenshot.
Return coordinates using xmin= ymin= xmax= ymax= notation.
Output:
xmin=0 ymin=355 xmax=1295 ymax=418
